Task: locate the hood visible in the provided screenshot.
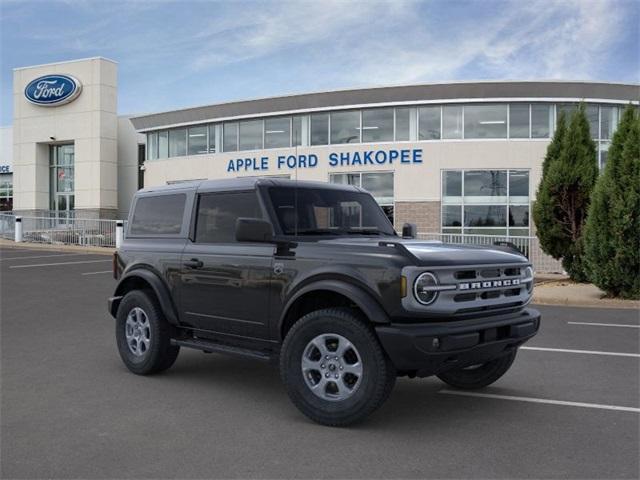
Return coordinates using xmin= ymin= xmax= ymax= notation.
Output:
xmin=317 ymin=237 xmax=527 ymax=266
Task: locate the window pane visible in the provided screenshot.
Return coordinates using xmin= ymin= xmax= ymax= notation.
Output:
xmin=464 ymin=170 xmax=507 ymax=201
xmin=330 ymin=110 xmax=360 ymax=144
xmin=169 ymin=128 xmax=187 ymax=157
xmin=223 ymin=122 xmax=238 ymax=152
xmin=187 ymin=126 xmax=207 ymax=155
xmin=131 ymin=194 xmax=186 ymax=235
xmin=557 ymin=103 xmax=577 ymax=120
xmin=208 ymin=125 xmax=216 ymax=153
xmin=395 ymin=108 xmax=411 ymax=141
xmin=509 ymin=206 xmax=529 ymax=227
xmin=509 ymin=104 xmax=529 ymax=138
xmin=265 ymin=117 xmax=291 ymax=149
xmin=158 ymin=131 xmax=168 ymax=159
xmin=509 ymin=170 xmax=529 ymax=199
xmin=442 ymin=171 xmax=462 ymax=198
xmin=361 ymin=172 xmax=393 ymax=204
xmin=599 ymin=142 xmax=610 ymax=170
xmin=600 ymin=106 xmax=619 ymax=140
xmin=362 ymin=108 xmax=393 ymax=142
xmin=531 ymin=104 xmax=552 ymax=138
xmin=147 ymin=132 xmax=158 ymax=160
xmin=442 ymin=106 xmax=463 ymax=139
xmin=585 ymin=104 xmax=599 ymax=139
xmin=464 ymin=205 xmax=507 ymax=227
xmin=195 ymin=192 xmax=263 ymax=243
xmin=239 ymin=120 xmax=263 ymax=150
xmin=292 ymin=116 xmax=303 ymax=146
xmin=443 ymin=205 xmax=462 ymax=227
xmin=310 ymin=113 xmax=328 ymax=145
xmin=419 ymin=106 xmax=441 ymax=140
xmin=464 ymin=104 xmax=507 ymax=139
xmin=330 ymin=173 xmax=360 ymax=187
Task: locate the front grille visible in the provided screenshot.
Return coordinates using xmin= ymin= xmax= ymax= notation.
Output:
xmin=402 ymin=262 xmax=533 ymax=318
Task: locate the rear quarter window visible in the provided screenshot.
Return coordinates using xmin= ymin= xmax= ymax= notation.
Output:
xmin=130 ymin=193 xmax=186 ymax=235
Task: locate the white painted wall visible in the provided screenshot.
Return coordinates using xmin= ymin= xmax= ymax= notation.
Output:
xmin=143 ymin=140 xmax=550 ymax=202
xmin=0 ymin=126 xmax=12 ymax=170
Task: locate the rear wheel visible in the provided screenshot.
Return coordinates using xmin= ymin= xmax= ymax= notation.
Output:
xmin=436 ymin=349 xmax=517 ymax=389
xmin=280 ymin=308 xmax=395 ymax=427
xmin=116 ymin=290 xmax=180 ymax=375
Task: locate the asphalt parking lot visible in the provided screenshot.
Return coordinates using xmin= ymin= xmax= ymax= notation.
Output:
xmin=1 ymin=244 xmax=638 ymax=479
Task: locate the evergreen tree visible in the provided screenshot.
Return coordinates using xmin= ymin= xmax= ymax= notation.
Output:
xmin=532 ymin=112 xmax=567 ymax=259
xmin=533 ymin=105 xmax=598 ymax=281
xmin=584 ymin=106 xmax=640 ymax=298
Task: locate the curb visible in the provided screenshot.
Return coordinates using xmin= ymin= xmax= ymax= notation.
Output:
xmin=0 ymin=239 xmax=114 ymax=256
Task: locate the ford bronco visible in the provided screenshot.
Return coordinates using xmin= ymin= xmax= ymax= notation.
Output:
xmin=109 ymin=178 xmax=540 ymax=426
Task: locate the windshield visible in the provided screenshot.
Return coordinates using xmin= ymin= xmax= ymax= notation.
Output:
xmin=267 ymin=186 xmax=396 ymax=236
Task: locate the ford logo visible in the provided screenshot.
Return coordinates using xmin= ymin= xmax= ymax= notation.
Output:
xmin=24 ymin=74 xmax=82 ymax=106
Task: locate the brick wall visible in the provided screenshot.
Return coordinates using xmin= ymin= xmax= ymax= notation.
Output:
xmin=394 ymin=201 xmax=440 ymax=233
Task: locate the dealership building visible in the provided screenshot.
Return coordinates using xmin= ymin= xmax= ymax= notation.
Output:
xmin=4 ymin=57 xmax=638 ymax=237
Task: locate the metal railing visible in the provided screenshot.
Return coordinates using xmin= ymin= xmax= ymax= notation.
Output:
xmin=417 ymin=232 xmax=564 ymax=274
xmin=0 ymin=214 xmax=120 ymax=248
xmin=0 ymin=213 xmax=15 ymax=240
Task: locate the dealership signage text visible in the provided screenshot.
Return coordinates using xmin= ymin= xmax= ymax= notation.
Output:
xmin=226 ymin=148 xmax=423 ymax=173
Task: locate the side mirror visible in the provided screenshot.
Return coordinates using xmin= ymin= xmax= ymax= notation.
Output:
xmin=236 ymin=218 xmax=273 ymax=243
xmin=401 ymin=222 xmax=417 ymax=239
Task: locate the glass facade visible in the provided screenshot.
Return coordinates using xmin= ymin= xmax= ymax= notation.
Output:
xmin=362 ymin=108 xmax=394 ymax=143
xmin=442 ymin=169 xmax=530 ymax=236
xmin=143 ymin=102 xmax=624 ymax=166
xmin=49 ymin=144 xmax=75 ymax=217
xmin=0 ymin=173 xmax=12 ymax=211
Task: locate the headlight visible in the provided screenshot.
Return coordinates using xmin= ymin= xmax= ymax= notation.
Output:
xmin=414 ymin=272 xmax=439 ymax=305
xmin=525 ymin=266 xmax=534 ymax=293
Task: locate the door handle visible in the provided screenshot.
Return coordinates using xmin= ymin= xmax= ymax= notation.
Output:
xmin=184 ymin=258 xmax=204 ymax=269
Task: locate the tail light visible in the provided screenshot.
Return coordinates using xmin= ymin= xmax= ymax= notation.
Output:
xmin=113 ymin=252 xmax=119 ymax=280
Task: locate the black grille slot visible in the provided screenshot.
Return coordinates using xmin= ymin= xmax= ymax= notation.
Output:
xmin=504 ymin=267 xmax=521 ymax=277
xmin=480 ymin=291 xmax=500 ymax=300
xmin=480 ymin=269 xmax=500 ymax=278
xmin=454 ymin=293 xmax=477 ymax=302
xmin=455 ymin=270 xmax=476 ymax=280
xmin=504 ymin=288 xmax=522 ymax=297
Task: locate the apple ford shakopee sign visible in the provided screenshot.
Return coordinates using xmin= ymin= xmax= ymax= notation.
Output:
xmin=24 ymin=74 xmax=82 ymax=106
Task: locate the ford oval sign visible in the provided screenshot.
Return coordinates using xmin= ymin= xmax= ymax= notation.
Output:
xmin=24 ymin=74 xmax=82 ymax=106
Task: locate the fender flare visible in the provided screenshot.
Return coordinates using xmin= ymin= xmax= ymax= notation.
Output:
xmin=112 ymin=268 xmax=180 ymax=325
xmin=279 ymin=279 xmax=390 ymax=335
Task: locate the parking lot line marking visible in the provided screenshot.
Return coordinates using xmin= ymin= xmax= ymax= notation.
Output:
xmin=9 ymin=259 xmax=111 ymax=269
xmin=521 ymin=346 xmax=640 ymax=358
xmin=439 ymin=390 xmax=640 ymax=413
xmin=1 ymin=253 xmax=87 ymax=261
xmin=81 ymin=270 xmax=112 ymax=275
xmin=568 ymin=321 xmax=640 ymax=329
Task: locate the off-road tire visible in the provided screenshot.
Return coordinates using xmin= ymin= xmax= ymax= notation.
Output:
xmin=280 ymin=307 xmax=396 ymax=427
xmin=116 ymin=289 xmax=180 ymax=375
xmin=436 ymin=349 xmax=517 ymax=390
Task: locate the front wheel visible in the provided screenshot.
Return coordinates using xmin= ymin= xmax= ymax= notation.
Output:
xmin=280 ymin=308 xmax=396 ymax=427
xmin=436 ymin=349 xmax=517 ymax=390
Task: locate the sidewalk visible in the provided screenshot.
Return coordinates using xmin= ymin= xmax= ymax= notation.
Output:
xmin=533 ymin=279 xmax=640 ymax=310
xmin=0 ymin=238 xmax=114 ymax=255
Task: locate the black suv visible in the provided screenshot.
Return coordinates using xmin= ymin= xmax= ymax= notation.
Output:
xmin=109 ymin=178 xmax=540 ymax=426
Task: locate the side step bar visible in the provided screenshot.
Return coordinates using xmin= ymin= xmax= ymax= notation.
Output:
xmin=171 ymin=338 xmax=272 ymax=362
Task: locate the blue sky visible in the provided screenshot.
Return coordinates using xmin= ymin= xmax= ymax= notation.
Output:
xmin=1 ymin=0 xmax=638 ymax=126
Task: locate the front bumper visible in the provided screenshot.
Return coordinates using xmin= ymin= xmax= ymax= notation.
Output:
xmin=375 ymin=308 xmax=540 ymax=377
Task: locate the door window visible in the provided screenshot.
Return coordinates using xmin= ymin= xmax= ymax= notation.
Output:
xmin=195 ymin=191 xmax=263 ymax=243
